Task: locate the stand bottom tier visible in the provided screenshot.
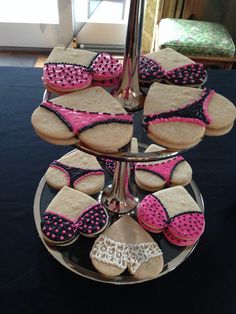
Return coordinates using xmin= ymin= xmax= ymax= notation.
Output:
xmin=33 ymin=167 xmax=204 ymax=284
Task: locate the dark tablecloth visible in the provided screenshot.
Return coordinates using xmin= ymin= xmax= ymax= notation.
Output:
xmin=0 ymin=67 xmax=235 ymax=314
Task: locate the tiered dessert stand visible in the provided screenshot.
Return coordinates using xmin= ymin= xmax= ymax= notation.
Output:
xmin=33 ymin=0 xmax=204 ymax=284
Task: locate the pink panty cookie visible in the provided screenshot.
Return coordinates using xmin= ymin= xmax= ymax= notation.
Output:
xmin=135 ymin=144 xmax=192 ymax=191
xmin=137 ymin=186 xmax=205 ymax=246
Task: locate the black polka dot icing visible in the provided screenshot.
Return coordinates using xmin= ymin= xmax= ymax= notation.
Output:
xmin=165 ymin=63 xmax=207 ymax=86
xmin=76 ymin=204 xmax=109 ymax=235
xmin=139 ymin=56 xmax=165 ymax=83
xmin=41 ymin=212 xmax=78 ymax=243
xmin=139 ymin=56 xmax=207 ymax=87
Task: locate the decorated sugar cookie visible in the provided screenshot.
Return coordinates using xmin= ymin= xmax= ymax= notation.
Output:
xmin=137 ymin=186 xmax=205 ymax=246
xmin=135 ymin=144 xmax=192 ymax=191
xmin=43 ymin=47 xmax=122 ymax=93
xmin=41 ymin=186 xmax=109 ymax=245
xmin=143 ymin=83 xmax=236 ymax=149
xmin=139 ymin=48 xmax=207 ymax=88
xmin=45 ymin=150 xmax=104 ymax=195
xmin=90 ymin=215 xmax=163 ymax=280
xmin=31 ymin=86 xmax=134 ymax=152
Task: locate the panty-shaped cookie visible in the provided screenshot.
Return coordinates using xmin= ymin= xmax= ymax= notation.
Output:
xmin=90 ymin=215 xmax=163 ymax=280
xmin=31 ymin=86 xmax=133 ymax=152
xmin=41 ymin=186 xmax=109 ymax=245
xmin=137 ymin=186 xmax=205 ymax=246
xmin=143 ymin=83 xmax=236 ymax=149
xmin=135 ymin=144 xmax=192 ymax=191
xmin=45 ymin=149 xmax=104 ymax=195
xmin=43 ymin=47 xmax=122 ymax=93
xmin=139 ymin=48 xmax=207 ymax=88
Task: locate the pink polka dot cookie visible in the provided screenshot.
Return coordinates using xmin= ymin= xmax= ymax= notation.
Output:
xmin=41 ymin=186 xmax=109 ymax=246
xmin=135 ymin=144 xmax=192 ymax=191
xmin=43 ymin=47 xmax=122 ymax=94
xmin=137 ymin=186 xmax=205 ymax=246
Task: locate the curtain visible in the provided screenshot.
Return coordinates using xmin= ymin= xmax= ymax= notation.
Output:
xmin=142 ymin=0 xmax=159 ymax=53
xmin=161 ymin=0 xmax=185 ymax=19
xmin=141 ymin=0 xmax=185 ymax=53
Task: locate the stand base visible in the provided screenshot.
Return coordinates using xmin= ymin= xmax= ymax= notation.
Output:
xmin=101 ymin=184 xmax=139 ymax=214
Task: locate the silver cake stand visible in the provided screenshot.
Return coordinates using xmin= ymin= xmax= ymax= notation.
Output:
xmin=33 ymin=0 xmax=205 ymax=284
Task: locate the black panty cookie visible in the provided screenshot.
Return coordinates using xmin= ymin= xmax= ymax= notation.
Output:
xmin=143 ymin=83 xmax=236 ymax=149
xmin=90 ymin=215 xmax=163 ymax=280
xmin=45 ymin=149 xmax=105 ymax=195
xmin=41 ymin=186 xmax=109 ymax=246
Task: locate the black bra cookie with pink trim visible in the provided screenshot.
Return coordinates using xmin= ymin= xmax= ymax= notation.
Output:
xmin=41 ymin=203 xmax=109 ymax=245
xmin=139 ymin=56 xmax=207 ymax=86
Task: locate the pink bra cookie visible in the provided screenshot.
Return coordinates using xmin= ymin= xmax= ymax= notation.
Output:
xmin=43 ymin=47 xmax=123 ymax=93
xmin=137 ymin=186 xmax=205 ymax=246
xmin=41 ymin=186 xmax=109 ymax=246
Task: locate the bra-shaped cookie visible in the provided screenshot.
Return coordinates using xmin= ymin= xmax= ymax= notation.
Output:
xmin=90 ymin=216 xmax=163 ymax=280
xmin=139 ymin=48 xmax=207 ymax=87
xmin=45 ymin=149 xmax=105 ymax=195
xmin=43 ymin=47 xmax=122 ymax=93
xmin=143 ymin=83 xmax=236 ymax=149
xmin=137 ymin=186 xmax=205 ymax=246
xmin=41 ymin=186 xmax=109 ymax=245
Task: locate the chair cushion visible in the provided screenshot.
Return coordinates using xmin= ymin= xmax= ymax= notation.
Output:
xmin=158 ymin=18 xmax=235 ymax=57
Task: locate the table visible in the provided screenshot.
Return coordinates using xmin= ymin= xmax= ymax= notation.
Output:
xmin=0 ymin=67 xmax=235 ymax=314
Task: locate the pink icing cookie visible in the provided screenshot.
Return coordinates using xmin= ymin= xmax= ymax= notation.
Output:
xmin=43 ymin=63 xmax=92 ymax=93
xmin=163 ymin=228 xmax=197 ymax=246
xmin=90 ymin=53 xmax=123 ymax=81
xmin=137 ymin=186 xmax=205 ymax=246
xmin=43 ymin=48 xmax=123 ymax=93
